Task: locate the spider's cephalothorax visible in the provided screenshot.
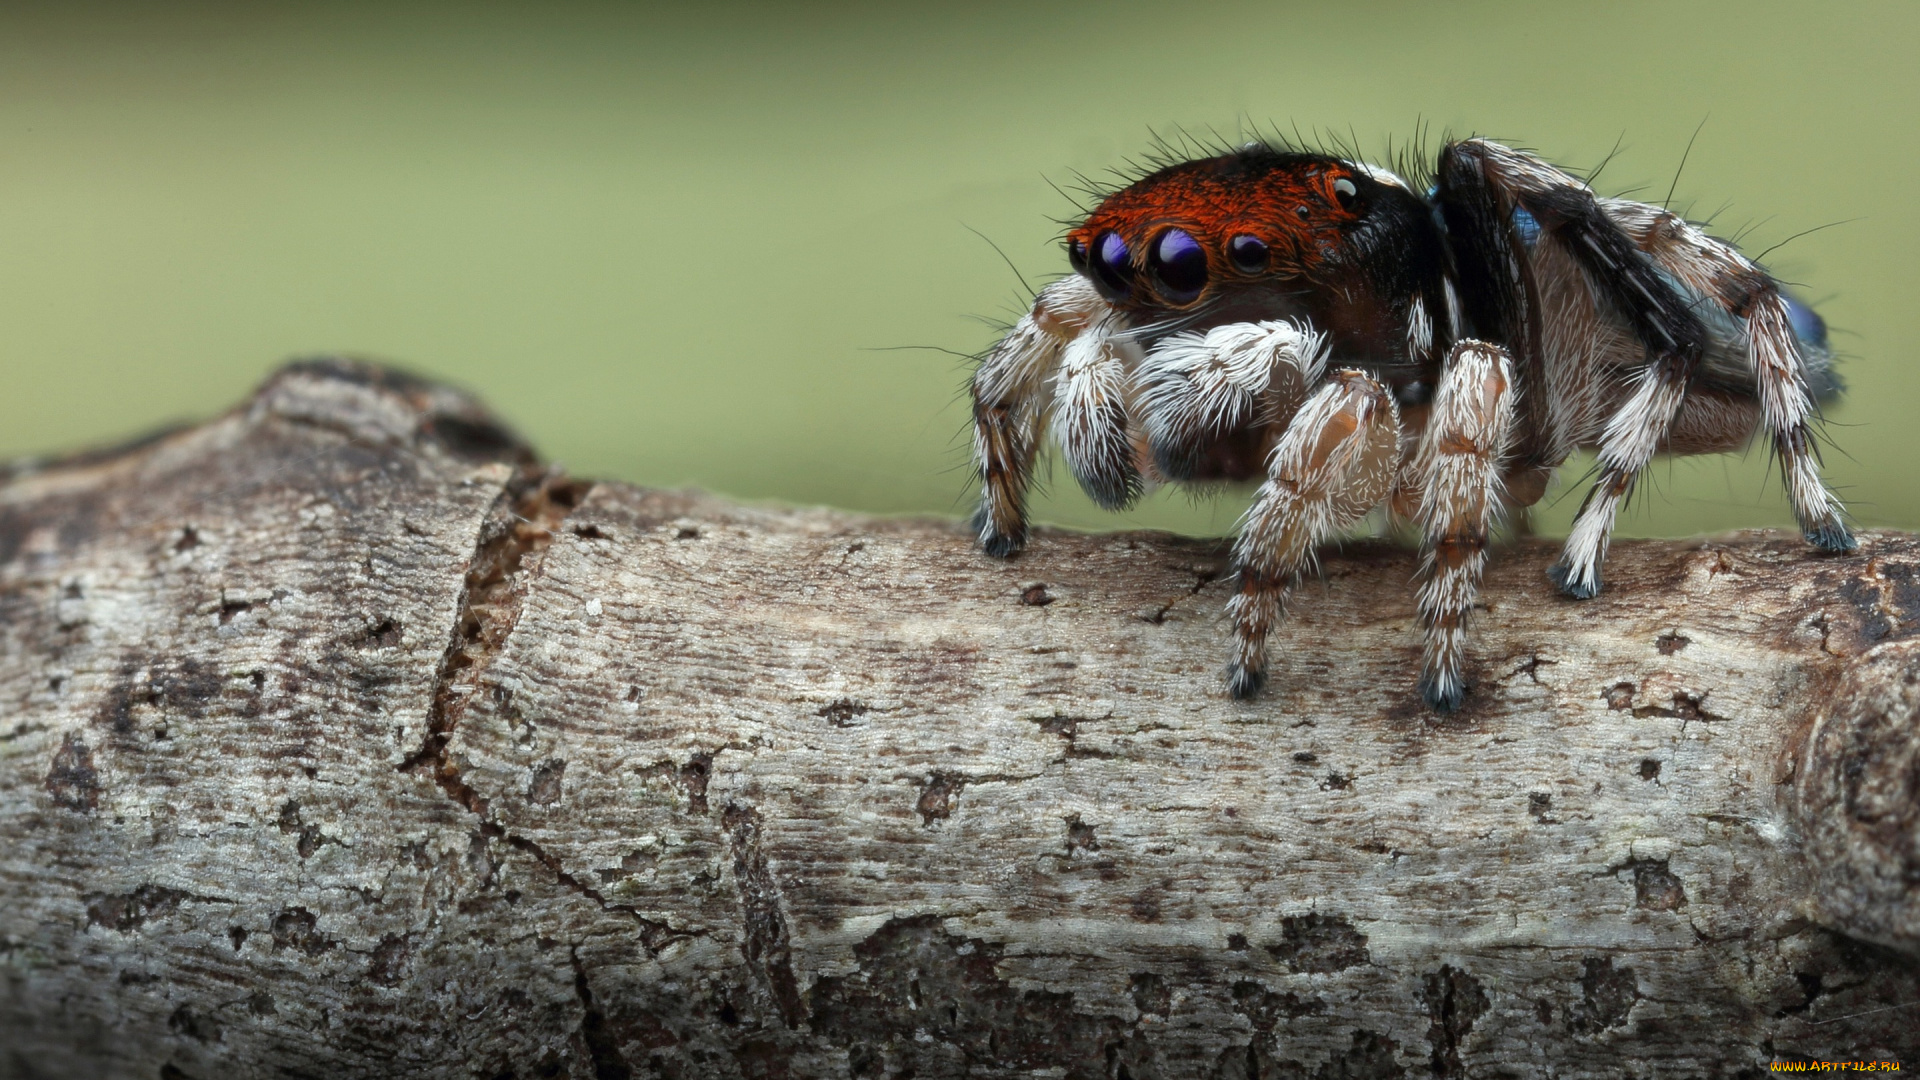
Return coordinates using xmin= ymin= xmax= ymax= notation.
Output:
xmin=970 ymin=137 xmax=1855 ymax=710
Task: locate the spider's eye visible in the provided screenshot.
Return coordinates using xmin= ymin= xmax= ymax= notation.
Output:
xmin=1088 ymin=230 xmax=1132 ymax=301
xmin=1148 ymin=228 xmax=1207 ymax=304
xmin=1228 ymin=234 xmax=1269 ymax=274
xmin=1333 ymin=177 xmax=1358 ymax=210
xmin=1067 ymin=237 xmax=1089 ymax=274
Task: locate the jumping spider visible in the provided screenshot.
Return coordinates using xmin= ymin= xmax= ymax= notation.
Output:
xmin=969 ymin=136 xmax=1853 ymax=710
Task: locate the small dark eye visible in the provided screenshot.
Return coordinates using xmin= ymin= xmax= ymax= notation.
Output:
xmin=1086 ymin=230 xmax=1133 ymax=301
xmin=1333 ymin=177 xmax=1358 ymax=210
xmin=1148 ymin=228 xmax=1207 ymax=303
xmin=1228 ymin=234 xmax=1269 ymax=273
xmin=1295 ymin=205 xmax=1311 ymax=220
xmin=1067 ymin=237 xmax=1089 ymax=274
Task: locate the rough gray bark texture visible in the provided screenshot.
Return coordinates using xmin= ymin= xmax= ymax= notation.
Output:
xmin=1 ymin=359 xmax=1916 ymax=1079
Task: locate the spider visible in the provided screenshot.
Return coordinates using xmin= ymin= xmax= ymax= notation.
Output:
xmin=969 ymin=135 xmax=1854 ymax=711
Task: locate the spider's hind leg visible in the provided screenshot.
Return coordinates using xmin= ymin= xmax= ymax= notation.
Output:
xmin=1747 ymin=289 xmax=1854 ymax=552
xmin=971 ymin=276 xmax=1108 ymax=556
xmin=1619 ymin=208 xmax=1856 ymax=553
xmin=1414 ymin=341 xmax=1517 ymax=711
xmin=1227 ymin=370 xmax=1401 ymax=699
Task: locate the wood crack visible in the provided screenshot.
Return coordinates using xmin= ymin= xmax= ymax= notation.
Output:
xmin=398 ymin=467 xmax=590 ymax=814
xmin=507 ymin=833 xmax=696 ymax=952
xmin=723 ymin=802 xmax=804 ymax=1028
xmin=570 ymin=945 xmax=636 ymax=1080
xmin=384 ymin=468 xmax=699 ymax=952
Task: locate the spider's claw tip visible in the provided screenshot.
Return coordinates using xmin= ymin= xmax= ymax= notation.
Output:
xmin=1806 ymin=520 xmax=1858 ymax=554
xmin=970 ymin=509 xmax=1027 ymax=558
xmin=1419 ymin=673 xmax=1465 ymax=713
xmin=1226 ymin=664 xmax=1266 ymax=701
xmin=967 ymin=503 xmax=1029 ymax=553
xmin=979 ymin=531 xmax=1026 ymax=559
xmin=1546 ymin=561 xmax=1602 ymax=600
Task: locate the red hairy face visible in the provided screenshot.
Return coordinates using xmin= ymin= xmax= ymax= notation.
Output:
xmin=1068 ymin=151 xmax=1364 ymax=311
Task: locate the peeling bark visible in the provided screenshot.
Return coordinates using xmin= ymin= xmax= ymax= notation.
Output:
xmin=1 ymin=359 xmax=1916 ymax=1079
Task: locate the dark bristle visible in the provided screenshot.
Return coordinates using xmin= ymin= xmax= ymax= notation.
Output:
xmin=1054 ymin=121 xmax=1467 ymax=218
xmin=969 ymin=505 xmax=1026 ymax=556
xmin=1226 ymin=664 xmax=1266 ymax=701
xmin=1546 ymin=561 xmax=1603 ymax=600
xmin=1418 ymin=672 xmax=1465 ymax=713
xmin=1805 ymin=520 xmax=1857 ymax=553
xmin=1077 ymin=470 xmax=1143 ymax=512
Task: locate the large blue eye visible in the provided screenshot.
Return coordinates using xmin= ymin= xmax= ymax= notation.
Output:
xmin=1089 ymin=230 xmax=1132 ymax=301
xmin=1148 ymin=228 xmax=1207 ymax=303
xmin=1228 ymin=234 xmax=1269 ymax=274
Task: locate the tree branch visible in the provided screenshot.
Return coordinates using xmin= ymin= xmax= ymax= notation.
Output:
xmin=1 ymin=360 xmax=1914 ymax=1078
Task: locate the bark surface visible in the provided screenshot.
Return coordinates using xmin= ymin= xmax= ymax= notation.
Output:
xmin=1 ymin=360 xmax=1916 ymax=1079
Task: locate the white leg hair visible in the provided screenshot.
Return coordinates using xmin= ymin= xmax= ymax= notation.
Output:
xmin=1226 ymin=370 xmax=1401 ymax=699
xmin=1134 ymin=319 xmax=1327 ymax=479
xmin=1052 ymin=312 xmax=1145 ymax=509
xmin=1406 ymin=294 xmax=1435 ymax=365
xmin=971 ymin=276 xmax=1109 ymax=555
xmin=1463 ymin=137 xmax=1592 ymax=198
xmin=1414 ymin=341 xmax=1516 ymax=711
xmin=1551 ymin=364 xmax=1687 ymax=599
xmin=1442 ymin=279 xmax=1465 ymax=340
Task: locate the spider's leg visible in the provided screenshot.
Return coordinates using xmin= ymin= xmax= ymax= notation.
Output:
xmin=972 ymin=276 xmax=1108 ymax=556
xmin=1052 ymin=313 xmax=1145 ymax=510
xmin=1226 ymin=370 xmax=1401 ymax=700
xmin=1414 ymin=341 xmax=1516 ymax=712
xmin=1745 ymin=289 xmax=1853 ymax=550
xmin=1135 ymin=319 xmax=1327 ymax=480
xmin=1438 ymin=139 xmax=1711 ymax=599
xmin=1608 ymin=203 xmax=1854 ymax=552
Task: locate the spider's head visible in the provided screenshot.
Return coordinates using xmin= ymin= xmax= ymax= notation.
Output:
xmin=1066 ymin=146 xmax=1440 ymax=354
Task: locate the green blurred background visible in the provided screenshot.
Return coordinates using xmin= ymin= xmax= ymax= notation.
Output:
xmin=2 ymin=1 xmax=1915 ymax=539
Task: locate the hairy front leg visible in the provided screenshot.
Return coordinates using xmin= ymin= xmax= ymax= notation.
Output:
xmin=1227 ymin=371 xmax=1401 ymax=700
xmin=971 ymin=276 xmax=1107 ymax=556
xmin=1414 ymin=341 xmax=1516 ymax=711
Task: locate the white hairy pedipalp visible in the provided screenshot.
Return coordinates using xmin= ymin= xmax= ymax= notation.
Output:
xmin=1051 ymin=313 xmax=1144 ymax=507
xmin=1135 ymin=319 xmax=1327 ymax=464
